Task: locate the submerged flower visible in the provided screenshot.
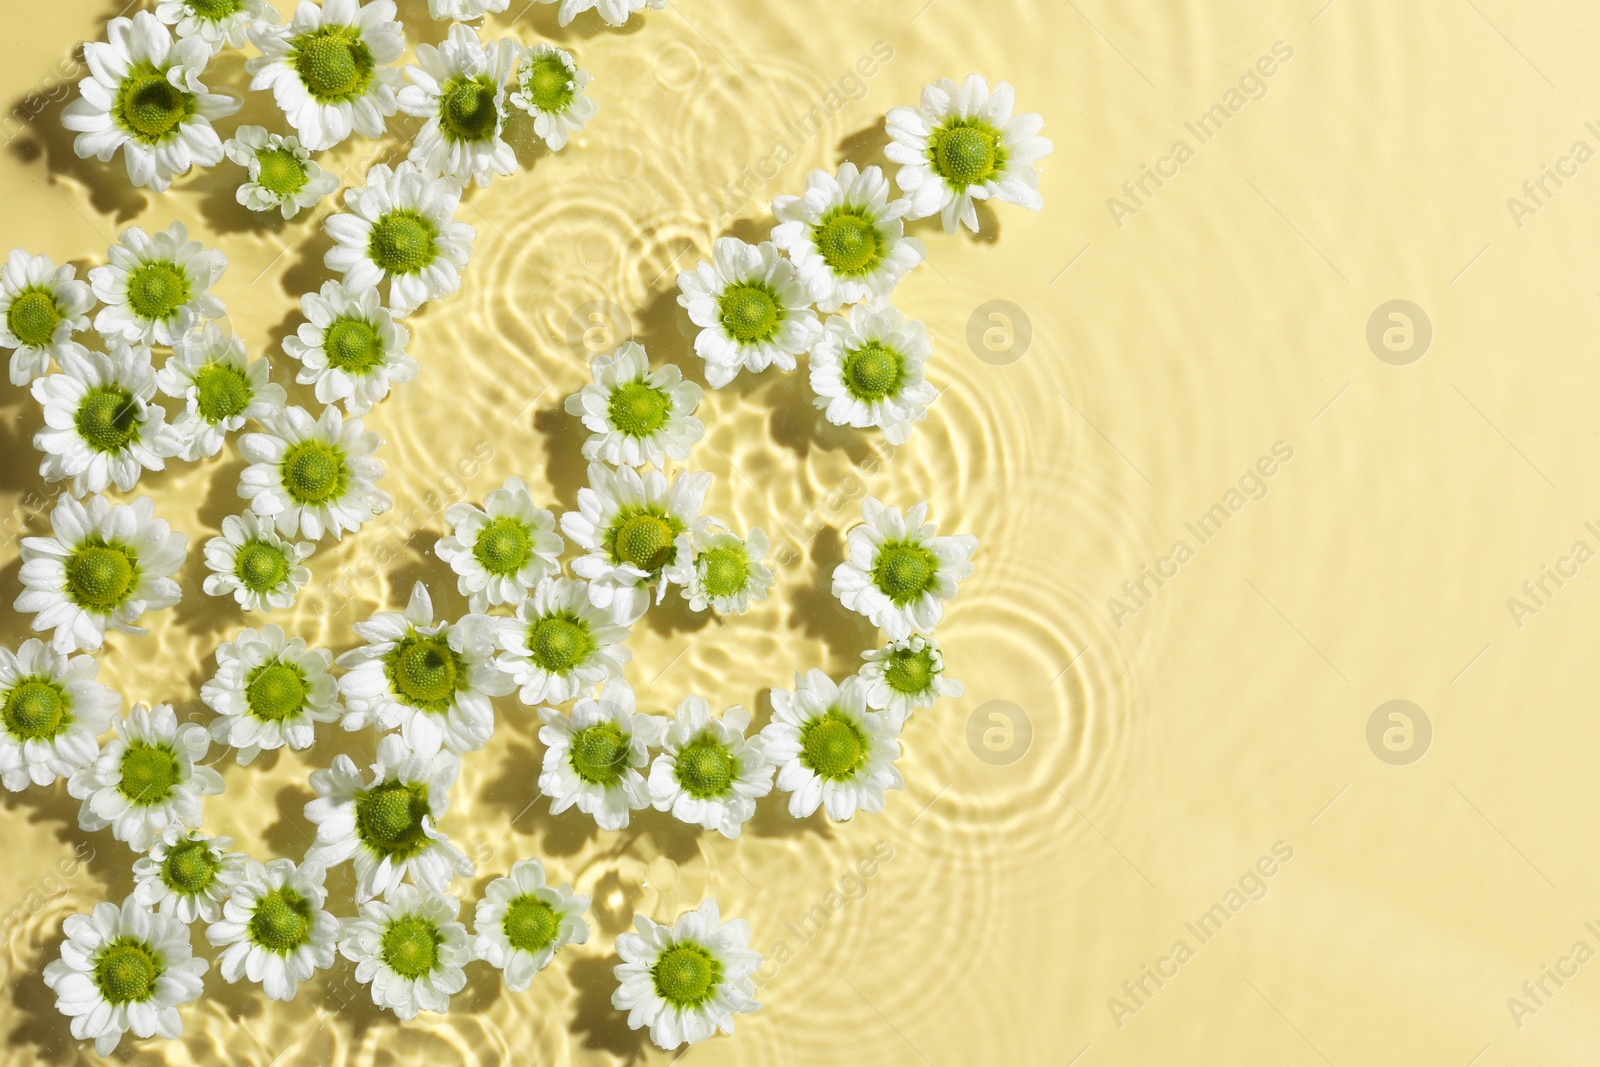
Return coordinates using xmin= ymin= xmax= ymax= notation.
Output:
xmin=433 ymin=476 xmax=562 ymax=612
xmin=537 ymin=678 xmax=665 ymax=831
xmin=538 ymin=0 xmax=666 ymax=29
xmin=156 ymin=323 xmax=287 ymax=461
xmin=68 ymin=703 xmax=225 ymax=852
xmin=809 ymin=303 xmax=937 ymax=445
xmin=324 ymin=161 xmax=476 ymax=315
xmin=201 ymin=511 xmax=315 ymax=612
xmin=427 ymin=0 xmax=510 ymax=18
xmin=564 ymin=341 xmax=704 ymax=468
xmin=156 ymin=0 xmax=281 ymax=54
xmin=63 ymin=12 xmax=241 ymax=192
xmin=472 ymin=858 xmax=589 ymax=992
xmin=132 ymin=830 xmax=246 ymax=925
xmin=494 ymin=576 xmax=630 ymax=706
xmin=771 ymin=163 xmax=926 ymax=312
xmin=398 ymin=24 xmax=520 ymax=188
xmin=647 ymin=697 xmax=773 ymax=838
xmin=857 ymin=635 xmax=962 ymax=730
xmin=201 ymin=624 xmax=341 ymax=764
xmin=207 ymin=858 xmax=339 ymax=1001
xmin=831 ymin=497 xmax=977 ymax=641
xmin=224 ymin=126 xmax=339 ymax=219
xmin=338 ymin=883 xmax=470 ymax=1020
xmin=508 ymin=44 xmax=595 ymax=151
xmin=0 ymin=639 xmax=120 ymax=792
xmin=677 ymin=237 xmax=820 ymax=389
xmin=759 ymin=670 xmax=902 ymax=821
xmin=32 ymin=342 xmax=184 ymax=497
xmin=90 ymin=222 xmax=227 ymax=347
xmin=0 ymin=250 xmax=95 ymax=386
xmin=283 ymin=280 xmax=416 ymax=415
xmin=238 ymin=404 xmax=392 ymax=540
xmin=885 ymin=74 xmax=1053 ymax=234
xmin=665 ymin=526 xmax=773 ymax=616
xmin=612 ymin=900 xmax=761 ymax=1051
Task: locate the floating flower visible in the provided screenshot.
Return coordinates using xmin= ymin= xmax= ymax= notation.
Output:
xmin=337 ymin=883 xmax=470 ymax=1020
xmin=132 ymin=830 xmax=246 ymax=925
xmin=676 ymin=236 xmax=820 ymax=388
xmin=207 ymin=858 xmax=339 ymax=1001
xmin=427 ymin=0 xmax=509 ymax=18
xmin=809 ymin=303 xmax=937 ymax=445
xmin=156 ymin=0 xmax=281 ymax=54
xmin=0 ymin=250 xmax=95 ymax=386
xmin=201 ymin=623 xmax=341 ymax=765
xmin=238 ymin=404 xmax=392 ymax=541
xmin=283 ymin=280 xmax=416 ymax=415
xmin=16 ymin=495 xmax=186 ymax=655
xmin=885 ymin=74 xmax=1053 ymax=234
xmin=647 ymin=697 xmax=773 ymax=838
xmin=564 ymin=341 xmax=704 ymax=468
xmin=759 ymin=670 xmax=902 ymax=821
xmin=90 ymin=222 xmax=227 ymax=347
xmin=398 ymin=24 xmax=520 ymax=188
xmin=434 ymin=476 xmax=562 ymax=612
xmin=538 ymin=0 xmax=665 ymax=29
xmin=771 ymin=163 xmax=926 ymax=312
xmin=201 ymin=512 xmax=315 ymax=612
xmin=32 ymin=342 xmax=182 ymax=497
xmin=494 ymin=576 xmax=630 ymax=706
xmin=831 ymin=497 xmax=977 ymax=641
xmin=324 ymin=161 xmax=475 ymax=315
xmin=63 ymin=12 xmax=241 ymax=192
xmin=612 ymin=900 xmax=761 ymax=1051
xmin=472 ymin=858 xmax=589 ymax=992
xmin=508 ymin=44 xmax=595 ymax=151
xmin=156 ymin=323 xmax=287 ymax=462
xmin=68 ymin=703 xmax=225 ymax=852
xmin=223 ymin=126 xmax=340 ymax=219
xmin=665 ymin=526 xmax=773 ymax=616
xmin=0 ymin=639 xmax=120 ymax=792
xmin=857 ymin=635 xmax=962 ymax=731
xmin=536 ymin=678 xmax=664 ymax=831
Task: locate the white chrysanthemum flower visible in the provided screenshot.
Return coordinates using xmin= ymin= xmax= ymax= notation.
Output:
xmin=537 ymin=678 xmax=665 ymax=831
xmin=336 ymin=582 xmax=511 ymax=756
xmin=809 ymin=303 xmax=938 ymax=446
xmin=304 ymin=733 xmax=473 ymax=901
xmin=201 ymin=623 xmax=341 ymax=765
xmin=538 ymin=0 xmax=665 ymax=28
xmin=132 ymin=830 xmax=247 ymax=925
xmin=206 ymin=858 xmax=339 ymax=1002
xmin=224 ymin=125 xmax=340 ymax=219
xmin=560 ymin=462 xmax=712 ymax=625
xmin=68 ymin=704 xmax=225 ymax=852
xmin=246 ymin=0 xmax=405 ymax=152
xmin=647 ymin=697 xmax=772 ymax=839
xmin=564 ymin=342 xmax=704 ymax=468
xmin=238 ymin=404 xmax=392 ymax=541
xmin=831 ymin=497 xmax=977 ymax=641
xmin=201 ymin=512 xmax=315 ymax=612
xmin=434 ymin=477 xmax=562 ymax=612
xmin=494 ymin=577 xmax=630 ymax=707
xmin=771 ymin=163 xmax=926 ymax=312
xmin=156 ymin=323 xmax=287 ymax=462
xmin=338 ymin=883 xmax=469 ymax=1020
xmin=508 ymin=44 xmax=595 ymax=151
xmin=759 ymin=670 xmax=903 ymax=821
xmin=156 ymin=0 xmax=281 ymax=54
xmin=283 ymin=280 xmax=416 ymax=416
xmin=612 ymin=900 xmax=761 ymax=1051
xmin=858 ymin=635 xmax=963 ymax=731
xmin=323 ymin=161 xmax=476 ymax=316
xmin=885 ymin=74 xmax=1054 ymax=234
xmin=90 ymin=222 xmax=227 ymax=347
xmin=0 ymin=639 xmax=120 ymax=792
xmin=428 ymin=0 xmax=509 ymax=18
xmin=43 ymin=896 xmax=208 ymax=1057
xmin=0 ymin=250 xmax=95 ymax=386
xmin=471 ymin=858 xmax=589 ymax=992
xmin=31 ymin=342 xmax=182 ymax=497
xmin=676 ymin=237 xmax=821 ymax=389
xmin=16 ymin=495 xmax=186 ymax=655
xmin=62 ymin=12 xmax=241 ymax=193
xmin=398 ymin=24 xmax=520 ymax=188
xmin=664 ymin=526 xmax=773 ymax=616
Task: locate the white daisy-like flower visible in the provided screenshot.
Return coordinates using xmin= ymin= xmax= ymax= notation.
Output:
xmin=283 ymin=280 xmax=416 ymax=416
xmin=90 ymin=222 xmax=226 ymax=347
xmin=156 ymin=0 xmax=281 ymax=54
xmin=323 ymin=161 xmax=476 ymax=316
xmin=304 ymin=733 xmax=473 ymax=901
xmin=433 ymin=476 xmax=562 ymax=612
xmin=495 ymin=577 xmax=630 ymax=707
xmin=809 ymin=303 xmax=938 ymax=446
xmin=206 ymin=858 xmax=339 ymax=1002
xmin=428 ymin=0 xmax=509 ymax=19
xmin=536 ymin=678 xmax=665 ymax=831
xmin=398 ymin=24 xmax=520 ymax=188
xmin=664 ymin=526 xmax=773 ymax=616
xmin=338 ymin=883 xmax=469 ymax=1020
xmin=857 ymin=635 xmax=963 ymax=731
xmin=156 ymin=323 xmax=288 ymax=462
xmin=132 ymin=829 xmax=247 ymax=925
xmin=676 ymin=237 xmax=821 ymax=389
xmin=201 ymin=624 xmax=341 ymax=765
xmin=43 ymin=896 xmax=208 ymax=1057
xmin=0 ymin=639 xmax=120 ymax=792
xmin=612 ymin=899 xmax=761 ymax=1051
xmin=68 ymin=703 xmax=225 ymax=852
xmin=539 ymin=0 xmax=665 ymax=29
xmin=831 ymin=497 xmax=977 ymax=641
xmin=564 ymin=341 xmax=704 ymax=468
xmin=224 ymin=126 xmax=340 ymax=219
xmin=31 ymin=342 xmax=182 ymax=497
xmin=508 ymin=44 xmax=596 ymax=151
xmin=471 ymin=858 xmax=589 ymax=992
xmin=238 ymin=404 xmax=392 ymax=541
xmin=647 ymin=697 xmax=773 ymax=839
xmin=771 ymin=163 xmax=927 ymax=312
xmin=0 ymin=250 xmax=95 ymax=386
xmin=62 ymin=12 xmax=241 ymax=193
xmin=246 ymin=0 xmax=405 ymax=152
xmin=560 ymin=462 xmax=712 ymax=625
xmin=758 ymin=670 xmax=903 ymax=822
xmin=16 ymin=495 xmax=186 ymax=655
xmin=885 ymin=74 xmax=1054 ymax=234
xmin=201 ymin=512 xmax=315 ymax=612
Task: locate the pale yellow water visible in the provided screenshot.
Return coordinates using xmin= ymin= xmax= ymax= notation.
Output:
xmin=1 ymin=0 xmax=1597 ymax=1063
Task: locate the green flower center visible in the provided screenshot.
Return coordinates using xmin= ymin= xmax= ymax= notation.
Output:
xmin=323 ymin=317 xmax=383 ymax=372
xmin=651 ymin=942 xmax=720 ymax=1007
xmin=385 ymin=633 xmax=462 ymax=712
xmin=675 ymin=739 xmax=734 ymax=798
xmin=162 ymin=839 xmax=220 ymax=895
xmin=607 ymin=381 xmax=670 ymax=437
xmin=502 ymin=895 xmax=559 ymax=954
xmin=872 ymin=542 xmax=937 ymax=604
xmin=125 ymin=261 xmax=190 ymax=322
xmin=115 ymin=70 xmax=192 ymax=143
xmin=293 ymin=28 xmax=374 ymax=102
xmin=2 ymin=679 xmax=69 ymax=740
xmin=94 ymin=940 xmax=161 ymax=1004
xmin=188 ymin=0 xmax=244 ymax=19
xmin=698 ymin=547 xmax=748 ymax=599
xmin=930 ymin=121 xmax=1003 ymax=188
xmin=118 ymin=742 xmax=180 ymax=806
xmin=75 ymin=386 xmax=140 ymax=454
xmin=368 ymin=210 xmax=439 ymax=277
xmin=355 ymin=780 xmax=430 ymax=856
xmin=842 ymin=341 xmax=905 ymax=402
xmin=7 ymin=289 xmax=61 ymax=347
xmin=439 ymin=77 xmax=500 ymax=142
xmin=193 ymin=361 xmax=252 ymax=424
xmin=884 ymin=647 xmax=936 ymax=694
xmin=610 ymin=513 xmax=679 ymax=574
xmin=527 ymin=615 xmax=595 ymax=674
xmin=235 ymin=540 xmax=292 ymax=593
xmin=255 ymin=147 xmax=308 ymax=196
xmin=718 ymin=284 xmax=781 ymax=344
xmin=815 ymin=211 xmax=881 ymax=276
xmin=381 ymin=914 xmax=440 ymax=980
xmin=65 ymin=542 xmax=138 ymax=611
xmin=800 ymin=711 xmax=868 ymax=780
xmin=473 ymin=517 xmax=532 ymax=577
xmin=246 ymin=661 xmax=308 ymax=722
xmin=569 ymin=721 xmax=627 ymax=785
xmin=520 ymin=55 xmax=574 ymax=114
xmin=250 ymin=888 xmax=312 ymax=954
xmin=280 ymin=440 xmax=347 ymax=505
